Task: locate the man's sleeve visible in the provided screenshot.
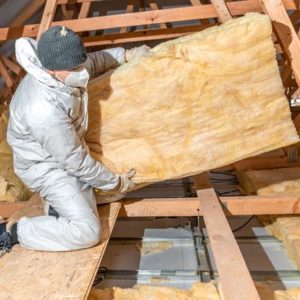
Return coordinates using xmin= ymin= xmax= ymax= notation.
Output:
xmin=84 ymin=48 xmax=126 ymax=79
xmin=27 ymin=101 xmax=119 ymax=191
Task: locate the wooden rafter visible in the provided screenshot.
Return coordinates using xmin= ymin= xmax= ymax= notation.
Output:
xmin=3 ymin=194 xmax=300 ymax=219
xmin=0 ymin=56 xmax=14 ymax=90
xmin=120 ymin=0 xmax=136 ymax=34
xmin=260 ymin=0 xmax=300 ymax=87
xmin=82 ymin=24 xmax=213 ymax=47
xmin=37 ymin=0 xmax=58 ymax=40
xmin=78 ymin=2 xmax=91 ymax=19
xmin=194 ymin=174 xmax=260 ymax=300
xmin=148 ymin=0 xmax=167 ymax=29
xmin=0 ymin=0 xmax=297 ymax=42
xmin=210 ymin=0 xmax=232 ymax=22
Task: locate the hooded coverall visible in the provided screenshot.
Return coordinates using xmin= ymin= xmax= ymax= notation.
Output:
xmin=7 ymin=37 xmax=125 ymax=251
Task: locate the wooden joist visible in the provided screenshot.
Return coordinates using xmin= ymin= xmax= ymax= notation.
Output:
xmin=0 ymin=195 xmax=121 ymax=300
xmin=210 ymin=0 xmax=232 ymax=22
xmin=260 ymin=0 xmax=300 ymax=87
xmin=37 ymin=0 xmax=58 ymax=40
xmin=82 ymin=24 xmax=213 ymax=47
xmin=0 ymin=0 xmax=297 ymax=42
xmin=2 ymin=194 xmax=300 ymax=219
xmin=194 ymin=173 xmax=260 ymax=300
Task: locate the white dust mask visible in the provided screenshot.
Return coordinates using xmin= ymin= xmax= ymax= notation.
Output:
xmin=63 ymin=68 xmax=90 ymax=88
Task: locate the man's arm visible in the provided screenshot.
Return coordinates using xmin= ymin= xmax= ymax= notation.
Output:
xmin=27 ymin=100 xmax=120 ymax=191
xmin=84 ymin=48 xmax=126 ymax=79
xmin=84 ymin=45 xmax=151 ymax=79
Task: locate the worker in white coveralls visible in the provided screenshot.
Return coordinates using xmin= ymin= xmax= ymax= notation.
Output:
xmin=0 ymin=26 xmax=150 ymax=254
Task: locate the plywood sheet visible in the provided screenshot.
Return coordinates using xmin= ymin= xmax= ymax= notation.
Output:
xmin=0 ymin=198 xmax=121 ymax=300
xmin=86 ymin=13 xmax=299 ymax=185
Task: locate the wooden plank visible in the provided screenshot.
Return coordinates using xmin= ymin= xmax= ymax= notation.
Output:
xmin=78 ymin=2 xmax=91 ymax=19
xmin=0 ymin=195 xmax=121 ymax=300
xmin=3 ymin=194 xmax=300 ymax=218
xmin=260 ymin=0 xmax=300 ymax=87
xmin=0 ymin=0 xmax=297 ymax=41
xmin=193 ymin=173 xmax=260 ymax=300
xmin=189 ymin=0 xmax=210 ymax=25
xmin=37 ymin=0 xmax=58 ymax=40
xmin=232 ymin=156 xmax=300 ymax=170
xmin=120 ymin=0 xmax=136 ymax=33
xmin=120 ymin=197 xmax=201 ymax=217
xmin=211 ymin=0 xmax=232 ymax=22
xmin=56 ymin=0 xmax=296 ymax=6
xmin=0 ymin=56 xmax=14 ymax=89
xmin=221 ymin=196 xmax=300 ymax=216
xmin=83 ymin=24 xmax=213 ymax=46
xmin=1 ymin=55 xmax=22 ymax=76
xmin=149 ymin=0 xmax=167 ymax=29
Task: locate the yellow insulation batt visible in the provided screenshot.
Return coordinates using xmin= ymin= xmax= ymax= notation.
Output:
xmin=0 ymin=105 xmax=32 ymax=202
xmin=236 ymin=168 xmax=300 ymax=269
xmin=88 ymin=282 xmax=222 ymax=300
xmin=86 ymin=13 xmax=299 ymax=185
xmin=88 ymin=281 xmax=295 ymax=300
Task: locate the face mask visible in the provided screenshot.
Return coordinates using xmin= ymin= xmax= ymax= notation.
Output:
xmin=58 ymin=68 xmax=90 ymax=88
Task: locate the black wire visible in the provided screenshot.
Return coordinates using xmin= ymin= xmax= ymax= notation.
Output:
xmin=93 ymin=266 xmax=108 ymax=287
xmin=232 ymin=216 xmax=255 ymax=233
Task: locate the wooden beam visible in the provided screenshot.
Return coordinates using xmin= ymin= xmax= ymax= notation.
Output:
xmin=194 ymin=173 xmax=260 ymax=300
xmin=78 ymin=2 xmax=91 ymax=19
xmin=83 ymin=24 xmax=213 ymax=47
xmin=260 ymin=0 xmax=300 ymax=87
xmin=0 ymin=0 xmax=297 ymax=41
xmin=56 ymin=0 xmax=296 ymax=6
xmin=210 ymin=0 xmax=232 ymax=22
xmin=120 ymin=0 xmax=136 ymax=33
xmin=1 ymin=55 xmax=22 ymax=76
xmin=37 ymin=0 xmax=58 ymax=40
xmin=149 ymin=0 xmax=167 ymax=29
xmin=222 ymin=196 xmax=300 ymax=216
xmin=232 ymin=155 xmax=300 ymax=170
xmin=0 ymin=56 xmax=14 ymax=89
xmin=0 ymin=195 xmax=121 ymax=300
xmin=3 ymin=195 xmax=300 ymax=218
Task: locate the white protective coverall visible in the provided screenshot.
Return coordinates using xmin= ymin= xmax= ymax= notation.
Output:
xmin=7 ymin=37 xmax=126 ymax=251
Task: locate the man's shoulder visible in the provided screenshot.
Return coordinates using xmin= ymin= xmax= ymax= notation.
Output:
xmin=10 ymin=76 xmax=59 ymax=126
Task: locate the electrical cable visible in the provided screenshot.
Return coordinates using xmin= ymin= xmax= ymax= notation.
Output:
xmin=232 ymin=215 xmax=255 ymax=233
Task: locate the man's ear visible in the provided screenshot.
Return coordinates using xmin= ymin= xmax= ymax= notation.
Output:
xmin=48 ymin=70 xmax=55 ymax=75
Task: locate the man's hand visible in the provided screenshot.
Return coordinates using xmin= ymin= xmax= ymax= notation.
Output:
xmin=117 ymin=169 xmax=136 ymax=193
xmin=125 ymin=45 xmax=150 ymax=62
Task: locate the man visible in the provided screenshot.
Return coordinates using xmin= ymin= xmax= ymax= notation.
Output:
xmin=0 ymin=26 xmax=150 ymax=254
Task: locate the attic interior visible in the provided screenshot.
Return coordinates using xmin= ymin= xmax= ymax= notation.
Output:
xmin=0 ymin=1 xmax=300 ymax=299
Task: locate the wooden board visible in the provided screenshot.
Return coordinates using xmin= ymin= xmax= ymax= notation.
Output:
xmin=3 ymin=194 xmax=300 ymax=218
xmin=0 ymin=0 xmax=297 ymax=41
xmin=194 ymin=173 xmax=260 ymax=300
xmin=37 ymin=0 xmax=57 ymax=39
xmin=260 ymin=0 xmax=300 ymax=87
xmin=0 ymin=195 xmax=121 ymax=300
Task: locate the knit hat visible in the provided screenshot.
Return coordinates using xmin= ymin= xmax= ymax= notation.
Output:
xmin=37 ymin=26 xmax=87 ymax=71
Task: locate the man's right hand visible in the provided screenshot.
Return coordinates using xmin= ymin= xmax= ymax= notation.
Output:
xmin=117 ymin=169 xmax=136 ymax=193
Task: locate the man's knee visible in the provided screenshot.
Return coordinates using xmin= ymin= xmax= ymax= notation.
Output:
xmin=76 ymin=219 xmax=101 ymax=248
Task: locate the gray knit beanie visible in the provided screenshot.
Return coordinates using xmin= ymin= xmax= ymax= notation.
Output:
xmin=37 ymin=26 xmax=87 ymax=71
